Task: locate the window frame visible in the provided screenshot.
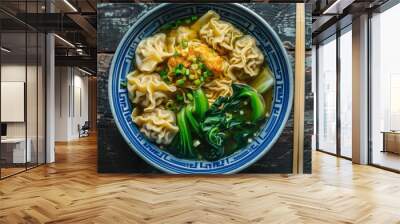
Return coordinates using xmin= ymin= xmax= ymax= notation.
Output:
xmin=367 ymin=1 xmax=400 ymax=173
xmin=315 ymin=24 xmax=353 ymax=161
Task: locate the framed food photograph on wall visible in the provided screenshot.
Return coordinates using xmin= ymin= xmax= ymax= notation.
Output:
xmin=97 ymin=3 xmax=313 ymax=174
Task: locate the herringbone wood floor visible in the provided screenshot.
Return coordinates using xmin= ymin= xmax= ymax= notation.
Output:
xmin=1 ymin=135 xmax=400 ymax=224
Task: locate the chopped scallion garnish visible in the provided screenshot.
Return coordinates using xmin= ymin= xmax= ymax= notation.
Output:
xmin=181 ymin=40 xmax=188 ymax=48
xmin=175 ymin=64 xmax=184 ymax=76
xmin=176 ymin=94 xmax=184 ymax=101
xmin=184 ymin=68 xmax=190 ymax=76
xmin=160 ymin=70 xmax=167 ymax=77
xmin=159 ymin=70 xmax=170 ymax=83
xmin=160 ymin=16 xmax=198 ymax=32
xmin=175 ymin=19 xmax=183 ymax=26
xmin=187 ymin=93 xmax=193 ymax=101
xmin=174 ymin=68 xmax=182 ymax=76
xmin=194 ymin=79 xmax=201 ymax=86
xmin=176 ymin=79 xmax=185 ymax=86
xmin=203 ymin=70 xmax=212 ymax=77
xmin=199 ymin=63 xmax=205 ymax=70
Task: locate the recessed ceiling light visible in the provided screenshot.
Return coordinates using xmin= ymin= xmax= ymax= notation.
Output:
xmin=1 ymin=47 xmax=11 ymax=53
xmin=54 ymin=34 xmax=75 ymax=48
xmin=322 ymin=0 xmax=354 ymax=15
xmin=63 ymin=0 xmax=78 ymax=12
xmin=78 ymin=67 xmax=93 ymax=76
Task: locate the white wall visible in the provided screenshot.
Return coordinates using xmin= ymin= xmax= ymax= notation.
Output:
xmin=54 ymin=66 xmax=89 ymax=141
xmin=72 ymin=73 xmax=89 ymax=138
xmin=1 ymin=64 xmax=42 ymax=138
xmin=1 ymin=63 xmax=46 ymax=164
xmin=55 ymin=66 xmax=69 ymax=141
xmin=1 ymin=64 xmax=26 ymax=139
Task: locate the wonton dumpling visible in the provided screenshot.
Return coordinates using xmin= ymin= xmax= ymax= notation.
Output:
xmin=166 ymin=26 xmax=197 ymax=51
xmin=199 ymin=18 xmax=243 ymax=54
xmin=175 ymin=26 xmax=197 ymax=43
xmin=133 ymin=108 xmax=179 ymax=145
xmin=127 ymin=71 xmax=176 ymax=112
xmin=227 ymin=35 xmax=264 ymax=80
xmin=191 ymin=10 xmax=220 ymax=32
xmin=203 ymin=78 xmax=233 ymax=104
xmin=135 ymin=33 xmax=172 ymax=72
xmin=166 ymin=36 xmax=176 ymax=54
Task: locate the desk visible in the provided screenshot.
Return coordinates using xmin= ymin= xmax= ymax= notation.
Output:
xmin=1 ymin=138 xmax=31 ymax=163
xmin=382 ymin=131 xmax=400 ymax=154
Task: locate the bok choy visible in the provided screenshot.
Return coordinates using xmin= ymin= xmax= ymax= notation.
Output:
xmin=172 ymin=84 xmax=266 ymax=161
xmin=250 ymin=65 xmax=274 ymax=94
xmin=176 ymin=108 xmax=196 ymax=159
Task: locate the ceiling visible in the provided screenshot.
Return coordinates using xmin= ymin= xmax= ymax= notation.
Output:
xmin=309 ymin=0 xmax=391 ymax=43
xmin=0 ymin=0 xmax=96 ymax=13
xmin=1 ymin=32 xmax=46 ymax=65
xmin=0 ymin=0 xmax=96 ymax=74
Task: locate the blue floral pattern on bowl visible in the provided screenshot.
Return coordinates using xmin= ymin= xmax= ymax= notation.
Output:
xmin=108 ymin=3 xmax=293 ymax=174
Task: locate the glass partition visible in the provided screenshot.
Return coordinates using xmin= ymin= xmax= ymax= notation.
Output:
xmin=339 ymin=28 xmax=352 ymax=158
xmin=317 ymin=36 xmax=337 ymax=154
xmin=0 ymin=1 xmax=46 ymax=179
xmin=316 ymin=25 xmax=354 ymax=160
xmin=1 ymin=31 xmax=28 ymax=177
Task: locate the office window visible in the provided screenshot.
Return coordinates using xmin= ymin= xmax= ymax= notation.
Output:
xmin=317 ymin=36 xmax=337 ymax=154
xmin=371 ymin=3 xmax=400 ymax=171
xmin=339 ymin=28 xmax=352 ymax=158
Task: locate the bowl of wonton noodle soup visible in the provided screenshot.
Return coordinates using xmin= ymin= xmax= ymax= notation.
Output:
xmin=109 ymin=3 xmax=293 ymax=174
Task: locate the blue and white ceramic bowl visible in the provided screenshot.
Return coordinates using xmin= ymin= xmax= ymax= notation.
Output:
xmin=109 ymin=3 xmax=293 ymax=174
